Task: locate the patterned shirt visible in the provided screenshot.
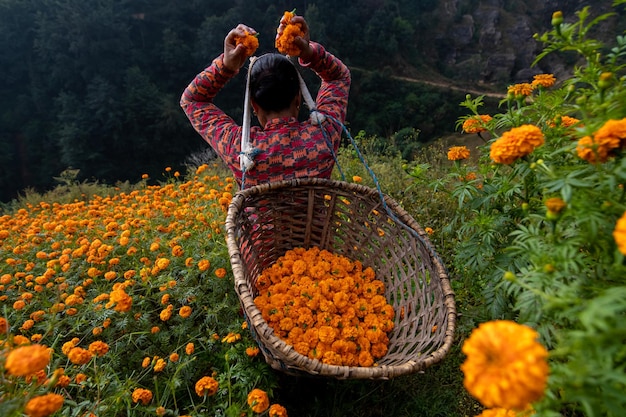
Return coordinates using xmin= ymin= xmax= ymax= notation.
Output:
xmin=180 ymin=42 xmax=351 ymax=187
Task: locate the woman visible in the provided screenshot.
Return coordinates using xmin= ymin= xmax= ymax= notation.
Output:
xmin=180 ymin=15 xmax=351 ymax=187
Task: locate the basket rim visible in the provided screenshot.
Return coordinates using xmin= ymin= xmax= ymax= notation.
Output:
xmin=224 ymin=177 xmax=457 ymax=379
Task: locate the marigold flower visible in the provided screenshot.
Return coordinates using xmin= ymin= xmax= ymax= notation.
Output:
xmin=613 ymin=211 xmax=626 ymax=255
xmin=531 ymin=74 xmax=556 ymax=89
xmin=195 ymin=376 xmax=219 ymax=397
xmin=56 ymin=374 xmax=71 ymax=388
xmin=68 ymin=347 xmax=93 ymax=365
xmin=185 ymin=342 xmax=195 ymax=355
xmin=153 ymin=358 xmax=166 ymax=372
xmin=246 ymin=346 xmax=260 ymax=357
xmin=5 ymin=344 xmax=51 ymax=377
xmin=544 ymin=197 xmax=566 ymax=215
xmin=447 ymin=146 xmax=471 ymax=161
xmin=235 ymin=30 xmax=259 ymax=56
xmin=160 ymin=305 xmax=174 ymax=321
xmin=142 ymin=357 xmax=151 ymax=368
xmin=75 ymin=373 xmax=88 ymax=383
xmin=507 ymin=83 xmax=533 ymax=98
xmin=461 ymin=320 xmax=549 ymax=410
xmin=179 ymin=305 xmax=192 ymax=318
xmin=269 ymin=403 xmax=289 ymax=417
xmin=132 ymin=388 xmax=153 ymax=405
xmin=215 ymin=267 xmax=227 ymax=278
xmin=88 ymin=341 xmax=109 ymax=357
xmin=576 ymin=135 xmax=619 ymax=163
xmin=169 ymin=352 xmax=179 ymax=362
xmin=222 ymin=332 xmax=241 ymax=343
xmin=462 ymin=114 xmax=492 ymax=133
xmin=352 ymin=175 xmax=362 ymax=183
xmin=275 ymin=11 xmax=304 ymax=56
xmin=24 ymin=393 xmax=64 ymax=417
xmin=198 ymin=259 xmax=211 ymax=272
xmin=247 ymin=388 xmax=270 ymax=413
xmin=0 ymin=316 xmax=8 ymax=334
xmin=106 ymin=287 xmax=132 ymax=312
xmin=490 ymin=125 xmax=544 ymax=164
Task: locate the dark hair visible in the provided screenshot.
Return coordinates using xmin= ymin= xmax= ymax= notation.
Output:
xmin=249 ymin=54 xmax=300 ymax=112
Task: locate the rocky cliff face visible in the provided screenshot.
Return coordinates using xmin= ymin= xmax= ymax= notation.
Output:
xmin=418 ymin=0 xmax=624 ymax=85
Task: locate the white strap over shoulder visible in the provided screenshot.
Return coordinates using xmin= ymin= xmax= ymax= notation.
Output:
xmin=240 ymin=56 xmax=258 ymax=173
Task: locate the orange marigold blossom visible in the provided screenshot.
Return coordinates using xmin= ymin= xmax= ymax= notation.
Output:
xmin=68 ymin=346 xmax=93 ymax=365
xmin=275 ymin=10 xmax=304 ymax=56
xmin=461 ymin=320 xmax=549 ymax=410
xmin=613 ymin=211 xmax=626 ymax=256
xmin=235 ymin=30 xmax=259 ymax=56
xmin=179 ymin=305 xmax=192 ymax=318
xmin=132 ymin=388 xmax=153 ymax=405
xmin=246 ymin=346 xmax=260 ymax=357
xmin=5 ymin=344 xmax=51 ymax=377
xmin=195 ymin=376 xmax=219 ymax=397
xmin=507 ymin=83 xmax=533 ymax=98
xmin=448 ymin=146 xmax=471 ymax=161
xmin=544 ymin=197 xmax=566 ymax=215
xmin=462 ymin=114 xmax=492 ymax=133
xmin=24 ymin=393 xmax=64 ymax=417
xmin=215 ymin=267 xmax=227 ymax=278
xmin=247 ymin=388 xmax=270 ymax=413
xmin=88 ymin=340 xmax=109 ymax=356
xmin=185 ymin=342 xmax=195 ymax=355
xmin=531 ymin=73 xmax=556 ymax=89
xmin=490 ymin=125 xmax=544 ymax=164
xmin=269 ymin=403 xmax=289 ymax=417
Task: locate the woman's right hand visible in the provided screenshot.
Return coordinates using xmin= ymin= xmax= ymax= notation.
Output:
xmin=223 ymin=24 xmax=256 ymax=71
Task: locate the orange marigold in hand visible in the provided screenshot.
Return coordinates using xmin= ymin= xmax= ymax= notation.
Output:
xmin=447 ymin=146 xmax=471 ymax=161
xmin=247 ymin=388 xmax=270 ymax=413
xmin=132 ymin=388 xmax=153 ymax=405
xmin=24 ymin=393 xmax=64 ymax=417
xmin=195 ymin=376 xmax=219 ymax=397
xmin=235 ymin=30 xmax=259 ymax=56
xmin=490 ymin=125 xmax=544 ymax=164
xmin=461 ymin=320 xmax=549 ymax=410
xmin=462 ymin=114 xmax=492 ymax=133
xmin=275 ymin=11 xmax=304 ymax=56
xmin=613 ymin=211 xmax=626 ymax=255
xmin=5 ymin=344 xmax=50 ymax=377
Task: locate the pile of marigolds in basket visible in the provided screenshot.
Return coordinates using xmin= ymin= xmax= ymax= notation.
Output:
xmin=254 ymin=247 xmax=394 ymax=367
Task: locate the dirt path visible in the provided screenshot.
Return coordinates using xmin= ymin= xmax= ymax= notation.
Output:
xmin=351 ymin=67 xmax=507 ymax=99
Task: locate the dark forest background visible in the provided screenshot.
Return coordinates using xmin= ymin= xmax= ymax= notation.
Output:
xmin=1 ymin=0 xmax=624 ymax=202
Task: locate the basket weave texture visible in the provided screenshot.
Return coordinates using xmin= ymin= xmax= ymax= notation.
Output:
xmin=225 ymin=178 xmax=456 ymax=379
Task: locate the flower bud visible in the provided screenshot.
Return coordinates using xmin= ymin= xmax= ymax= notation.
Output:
xmin=551 ymin=11 xmax=563 ymax=27
xmin=503 ymin=271 xmax=516 ymax=282
xmin=598 ymin=72 xmax=614 ymax=90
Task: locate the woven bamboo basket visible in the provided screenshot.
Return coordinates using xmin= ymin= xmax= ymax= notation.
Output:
xmin=225 ymin=178 xmax=456 ymax=379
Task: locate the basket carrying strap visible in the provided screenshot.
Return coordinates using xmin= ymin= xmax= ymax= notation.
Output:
xmin=240 ymin=56 xmax=258 ymax=176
